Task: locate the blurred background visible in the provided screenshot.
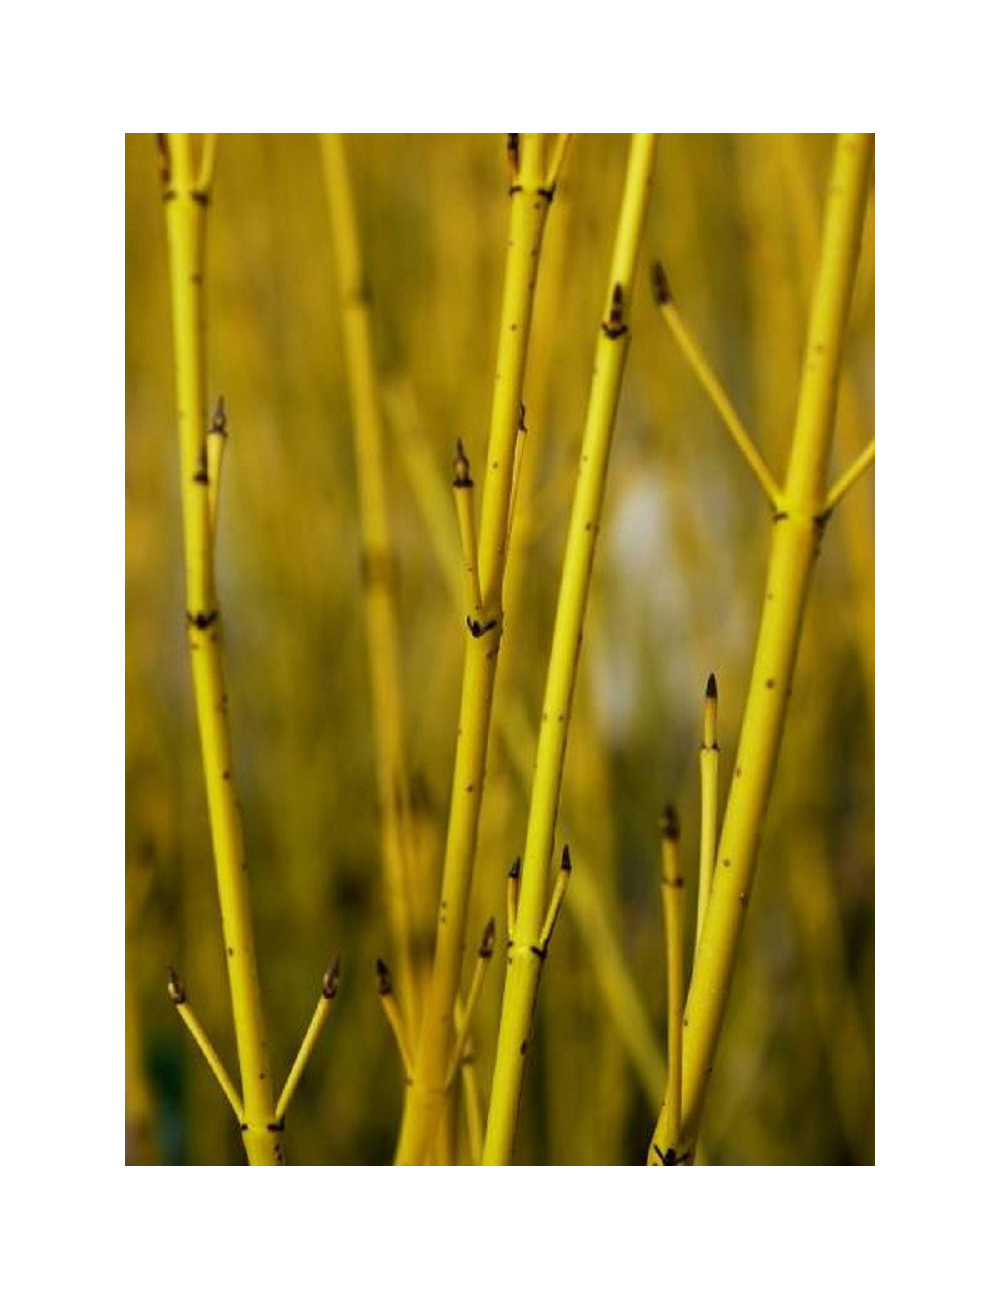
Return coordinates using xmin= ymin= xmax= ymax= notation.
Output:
xmin=125 ymin=134 xmax=874 ymax=1165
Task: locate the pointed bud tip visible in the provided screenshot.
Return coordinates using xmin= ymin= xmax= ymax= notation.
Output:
xmin=651 ymin=261 xmax=672 ymax=306
xmin=452 ymin=438 xmax=472 ymax=487
xmin=375 ymin=957 xmax=392 ymax=994
xmin=212 ymin=395 xmax=227 ymax=431
xmin=660 ymin=804 xmax=680 ymax=840
xmin=706 ymin=672 xmax=718 ymax=699
xmin=322 ymin=956 xmax=341 ymax=998
xmin=560 ymin=844 xmax=572 ymax=872
xmin=508 ymin=856 xmax=521 ymax=879
xmin=166 ymin=966 xmax=185 ymax=1004
xmin=479 ymin=917 xmax=496 ymax=958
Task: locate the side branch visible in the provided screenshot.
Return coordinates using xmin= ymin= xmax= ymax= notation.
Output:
xmin=167 ymin=967 xmax=243 ymax=1120
xmin=824 ymin=439 xmax=874 ymax=514
xmin=652 ymin=262 xmax=782 ymax=508
xmin=543 ymin=134 xmax=573 ymax=196
xmin=196 ymin=134 xmax=218 ymax=196
xmin=274 ymin=958 xmax=341 ymax=1123
xmin=446 ymin=918 xmax=496 ymax=1086
xmin=207 ymin=395 xmax=228 ymax=542
xmin=697 ymin=674 xmax=719 ymax=947
xmin=652 ymin=808 xmax=685 ymax=1164
xmin=376 ymin=960 xmax=414 ymax=1078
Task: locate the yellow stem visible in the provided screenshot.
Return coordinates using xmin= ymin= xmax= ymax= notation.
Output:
xmin=824 ymin=439 xmax=874 ymax=514
xmin=162 ymin=132 xmax=281 ymax=1165
xmin=506 ymin=857 xmax=521 ymax=939
xmin=460 ymin=1047 xmax=485 ymax=1165
xmin=654 ymin=808 xmax=684 ymax=1163
xmin=446 ymin=918 xmax=495 ymax=1085
xmin=167 ymin=967 xmax=243 ymax=1121
xmin=320 ymin=134 xmax=418 ymax=1032
xmin=376 ymin=960 xmax=414 ymax=1078
xmin=538 ymin=844 xmax=572 ymax=953
xmin=696 ymin=674 xmax=719 ymax=947
xmin=776 ymin=133 xmax=875 ymax=710
xmin=206 ymin=395 xmax=227 ymax=543
xmin=652 ymin=264 xmax=782 ymax=508
xmin=389 ymin=318 xmax=665 ymax=1116
xmin=505 ymin=409 xmax=528 ymax=552
xmin=452 ymin=994 xmax=486 ymax=1164
xmin=395 ymin=134 xmax=557 ymax=1164
xmin=544 ymin=133 xmax=573 ymax=195
xmin=196 ymin=134 xmax=218 ymax=194
xmin=274 ymin=958 xmax=340 ymax=1123
xmin=452 ymin=438 xmax=483 ymax=614
xmin=647 ymin=133 xmax=874 ymax=1164
xmin=483 ymin=134 xmax=659 ymax=1165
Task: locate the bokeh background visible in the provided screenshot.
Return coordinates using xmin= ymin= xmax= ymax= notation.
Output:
xmin=125 ymin=133 xmax=874 ymax=1165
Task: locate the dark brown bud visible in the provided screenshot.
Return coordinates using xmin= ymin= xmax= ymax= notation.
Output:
xmin=660 ymin=804 xmax=680 ymax=841
xmin=452 ymin=438 xmax=472 ymax=488
xmin=322 ymin=956 xmax=341 ymax=999
xmin=479 ymin=917 xmax=496 ymax=959
xmin=375 ymin=958 xmax=392 ymax=996
xmin=166 ymin=966 xmax=186 ymax=1005
xmin=651 ymin=261 xmax=672 ymax=306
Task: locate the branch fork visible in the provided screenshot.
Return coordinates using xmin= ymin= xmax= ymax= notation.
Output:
xmin=167 ymin=957 xmax=340 ymax=1133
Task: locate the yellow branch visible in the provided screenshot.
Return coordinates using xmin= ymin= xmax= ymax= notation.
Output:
xmin=196 ymin=134 xmax=218 ymax=195
xmin=824 ymin=439 xmax=874 ymax=514
xmin=389 ymin=297 xmax=666 ymax=1118
xmin=482 ymin=134 xmax=659 ymax=1165
xmin=377 ymin=959 xmax=415 ymax=1078
xmin=652 ymin=262 xmax=782 ymax=508
xmin=161 ymin=132 xmax=281 ymax=1164
xmin=538 ymin=844 xmax=572 ymax=953
xmin=446 ymin=918 xmax=495 ymax=1086
xmin=206 ymin=395 xmax=227 ymax=543
xmin=167 ymin=967 xmax=243 ymax=1121
xmin=452 ymin=439 xmax=482 ymax=614
xmin=274 ymin=958 xmax=340 ymax=1123
xmin=395 ymin=133 xmax=558 ymax=1165
xmin=652 ymin=807 xmax=684 ymax=1163
xmin=696 ymin=674 xmax=719 ymax=948
xmin=544 ymin=133 xmax=573 ymax=196
xmin=647 ymin=133 xmax=874 ymax=1165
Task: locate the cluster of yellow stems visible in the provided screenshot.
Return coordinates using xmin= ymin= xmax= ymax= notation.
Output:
xmin=157 ymin=132 xmax=874 ymax=1165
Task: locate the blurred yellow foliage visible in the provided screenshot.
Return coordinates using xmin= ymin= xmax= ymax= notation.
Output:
xmin=125 ymin=134 xmax=873 ymax=1165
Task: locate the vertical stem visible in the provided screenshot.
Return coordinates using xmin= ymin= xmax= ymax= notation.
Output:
xmin=395 ymin=135 xmax=556 ymax=1164
xmin=320 ymin=134 xmax=419 ymax=1029
xmin=696 ymin=674 xmax=719 ymax=947
xmin=647 ymin=133 xmax=873 ymax=1164
xmin=482 ymin=134 xmax=659 ymax=1164
xmin=161 ymin=132 xmax=281 ymax=1165
xmin=659 ymin=807 xmax=684 ymax=1160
